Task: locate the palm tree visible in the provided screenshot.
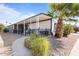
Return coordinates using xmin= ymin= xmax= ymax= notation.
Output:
xmin=49 ymin=3 xmax=79 ymax=38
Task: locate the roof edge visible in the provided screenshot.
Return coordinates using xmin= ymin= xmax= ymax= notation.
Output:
xmin=8 ymin=13 xmax=52 ymax=26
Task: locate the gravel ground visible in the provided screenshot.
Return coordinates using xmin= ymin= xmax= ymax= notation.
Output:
xmin=1 ymin=32 xmax=23 ymax=47
xmin=49 ymin=33 xmax=79 ymax=56
xmin=0 ymin=47 xmax=12 ymax=56
xmin=0 ymin=32 xmax=23 ymax=56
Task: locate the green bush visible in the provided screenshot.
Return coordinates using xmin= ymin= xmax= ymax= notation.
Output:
xmin=24 ymin=33 xmax=39 ymax=49
xmin=31 ymin=37 xmax=49 ymax=56
xmin=0 ymin=23 xmax=5 ymax=32
xmin=63 ymin=24 xmax=74 ymax=37
xmin=74 ymin=26 xmax=79 ymax=33
xmin=24 ymin=38 xmax=32 ymax=49
xmin=24 ymin=33 xmax=49 ymax=56
xmin=3 ymin=28 xmax=9 ymax=33
xmin=30 ymin=33 xmax=40 ymax=40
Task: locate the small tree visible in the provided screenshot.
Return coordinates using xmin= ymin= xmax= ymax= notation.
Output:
xmin=63 ymin=24 xmax=74 ymax=37
xmin=74 ymin=26 xmax=79 ymax=33
xmin=0 ymin=23 xmax=5 ymax=32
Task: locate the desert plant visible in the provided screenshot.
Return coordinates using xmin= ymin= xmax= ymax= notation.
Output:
xmin=63 ymin=24 xmax=74 ymax=37
xmin=24 ymin=33 xmax=49 ymax=56
xmin=30 ymin=32 xmax=40 ymax=41
xmin=24 ymin=33 xmax=39 ymax=49
xmin=3 ymin=28 xmax=9 ymax=33
xmin=74 ymin=26 xmax=79 ymax=33
xmin=31 ymin=36 xmax=49 ymax=56
xmin=0 ymin=23 xmax=5 ymax=32
xmin=24 ymin=38 xmax=32 ymax=49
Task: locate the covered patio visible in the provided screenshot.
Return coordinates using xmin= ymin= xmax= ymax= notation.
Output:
xmin=8 ymin=13 xmax=52 ymax=35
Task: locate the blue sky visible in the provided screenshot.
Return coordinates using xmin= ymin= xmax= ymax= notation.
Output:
xmin=0 ymin=3 xmax=79 ymax=26
xmin=0 ymin=3 xmax=49 ymax=25
xmin=5 ymin=3 xmax=49 ymax=14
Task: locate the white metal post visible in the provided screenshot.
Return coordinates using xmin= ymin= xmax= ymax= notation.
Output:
xmin=17 ymin=24 xmax=18 ymax=34
xmin=12 ymin=25 xmax=14 ymax=32
xmin=29 ymin=19 xmax=31 ymax=29
xmin=24 ymin=21 xmax=26 ymax=35
xmin=36 ymin=16 xmax=39 ymax=33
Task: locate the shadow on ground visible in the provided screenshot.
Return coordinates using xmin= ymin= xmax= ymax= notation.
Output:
xmin=50 ymin=36 xmax=65 ymax=50
xmin=49 ymin=36 xmax=65 ymax=55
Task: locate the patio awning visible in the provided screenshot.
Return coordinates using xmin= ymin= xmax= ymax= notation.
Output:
xmin=14 ymin=13 xmax=52 ymax=24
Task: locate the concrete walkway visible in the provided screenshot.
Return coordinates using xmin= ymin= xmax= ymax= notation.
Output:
xmin=70 ymin=33 xmax=79 ymax=56
xmin=12 ymin=36 xmax=32 ymax=56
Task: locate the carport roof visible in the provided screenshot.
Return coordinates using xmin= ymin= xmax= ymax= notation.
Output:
xmin=9 ymin=13 xmax=52 ymax=26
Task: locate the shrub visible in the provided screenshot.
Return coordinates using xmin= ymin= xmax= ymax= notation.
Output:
xmin=24 ymin=38 xmax=32 ymax=49
xmin=24 ymin=33 xmax=49 ymax=56
xmin=0 ymin=23 xmax=5 ymax=32
xmin=24 ymin=33 xmax=41 ymax=49
xmin=74 ymin=26 xmax=79 ymax=33
xmin=63 ymin=24 xmax=74 ymax=37
xmin=31 ymin=37 xmax=49 ymax=56
xmin=3 ymin=28 xmax=9 ymax=33
xmin=24 ymin=33 xmax=39 ymax=49
xmin=30 ymin=32 xmax=40 ymax=41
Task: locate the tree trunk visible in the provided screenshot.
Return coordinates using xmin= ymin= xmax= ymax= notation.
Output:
xmin=55 ymin=17 xmax=64 ymax=38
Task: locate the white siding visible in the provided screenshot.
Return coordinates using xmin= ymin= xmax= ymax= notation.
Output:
xmin=29 ymin=23 xmax=37 ymax=29
xmin=28 ymin=20 xmax=51 ymax=30
xmin=39 ymin=20 xmax=51 ymax=29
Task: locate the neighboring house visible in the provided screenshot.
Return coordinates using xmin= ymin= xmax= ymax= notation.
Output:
xmin=8 ymin=13 xmax=57 ymax=35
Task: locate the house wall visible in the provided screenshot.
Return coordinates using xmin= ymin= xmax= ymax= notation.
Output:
xmin=8 ymin=18 xmax=57 ymax=34
xmin=39 ymin=20 xmax=51 ymax=29
xmin=28 ymin=19 xmax=51 ymax=30
xmin=28 ymin=23 xmax=37 ymax=29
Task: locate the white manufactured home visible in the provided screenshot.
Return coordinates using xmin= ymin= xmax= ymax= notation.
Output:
xmin=8 ymin=13 xmax=57 ymax=35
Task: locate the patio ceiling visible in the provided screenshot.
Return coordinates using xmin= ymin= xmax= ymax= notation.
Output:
xmin=14 ymin=13 xmax=52 ymax=24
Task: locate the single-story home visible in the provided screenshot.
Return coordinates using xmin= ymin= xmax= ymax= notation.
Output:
xmin=8 ymin=13 xmax=57 ymax=35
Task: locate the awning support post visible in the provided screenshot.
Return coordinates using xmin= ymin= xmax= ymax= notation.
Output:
xmin=17 ymin=24 xmax=18 ymax=34
xmin=24 ymin=21 xmax=26 ymax=35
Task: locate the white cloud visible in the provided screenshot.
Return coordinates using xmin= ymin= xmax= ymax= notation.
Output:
xmin=0 ymin=4 xmax=35 ymax=26
xmin=0 ymin=4 xmax=21 ymax=17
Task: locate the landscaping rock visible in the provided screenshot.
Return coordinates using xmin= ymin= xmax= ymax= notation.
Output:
xmin=0 ymin=35 xmax=4 ymax=47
